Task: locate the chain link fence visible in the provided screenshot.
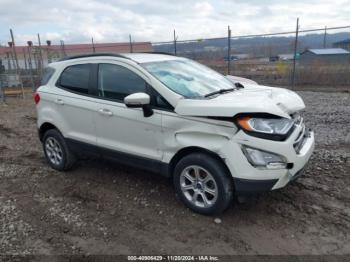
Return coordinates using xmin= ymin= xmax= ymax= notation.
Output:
xmin=153 ymin=24 xmax=350 ymax=88
xmin=0 ymin=62 xmax=5 ymax=101
xmin=0 ymin=74 xmax=5 ymax=102
xmin=0 ymin=22 xmax=350 ymax=98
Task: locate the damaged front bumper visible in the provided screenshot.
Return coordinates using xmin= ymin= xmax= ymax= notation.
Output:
xmin=219 ymin=122 xmax=315 ymax=195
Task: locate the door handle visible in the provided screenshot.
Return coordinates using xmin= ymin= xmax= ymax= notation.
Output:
xmin=98 ymin=108 xmax=113 ymax=116
xmin=55 ymin=99 xmax=64 ymax=105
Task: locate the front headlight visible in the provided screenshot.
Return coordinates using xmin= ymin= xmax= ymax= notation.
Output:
xmin=236 ymin=116 xmax=294 ymax=140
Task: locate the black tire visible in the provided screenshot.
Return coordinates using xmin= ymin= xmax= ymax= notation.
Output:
xmin=42 ymin=129 xmax=77 ymax=171
xmin=173 ymin=153 xmax=234 ymax=215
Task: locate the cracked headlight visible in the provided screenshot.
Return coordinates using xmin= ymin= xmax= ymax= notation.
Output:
xmin=242 ymin=146 xmax=287 ymax=169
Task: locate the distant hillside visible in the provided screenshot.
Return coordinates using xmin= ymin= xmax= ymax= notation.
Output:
xmin=154 ymin=32 xmax=350 ymax=57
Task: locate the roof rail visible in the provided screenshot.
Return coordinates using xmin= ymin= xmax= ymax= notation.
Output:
xmin=139 ymin=51 xmax=177 ymax=56
xmin=58 ymin=53 xmax=130 ymax=61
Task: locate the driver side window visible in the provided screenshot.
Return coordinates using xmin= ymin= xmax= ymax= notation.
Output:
xmin=98 ymin=63 xmax=146 ymax=101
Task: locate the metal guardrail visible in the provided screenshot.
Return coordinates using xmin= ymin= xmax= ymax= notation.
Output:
xmin=0 ymin=73 xmax=26 ymax=99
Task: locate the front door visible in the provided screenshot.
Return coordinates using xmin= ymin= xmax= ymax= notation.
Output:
xmin=94 ymin=63 xmax=163 ymax=161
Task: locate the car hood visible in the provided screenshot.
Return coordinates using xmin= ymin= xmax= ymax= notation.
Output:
xmin=174 ymin=84 xmax=305 ymax=119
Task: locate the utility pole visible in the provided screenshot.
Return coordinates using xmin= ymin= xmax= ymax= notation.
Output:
xmin=173 ymin=29 xmax=177 ymax=55
xmin=227 ymin=25 xmax=231 ymax=75
xmin=46 ymin=40 xmax=52 ymax=63
xmin=8 ymin=46 xmax=16 ymax=70
xmin=0 ymin=59 xmax=4 ymax=102
xmin=91 ymin=37 xmax=96 ymax=53
xmin=10 ymin=29 xmax=20 ymax=71
xmin=60 ymin=40 xmax=66 ymax=57
xmin=0 ymin=78 xmax=4 ymax=102
xmin=27 ymin=41 xmax=35 ymax=90
xmin=10 ymin=29 xmax=25 ymax=98
xmin=37 ymin=33 xmax=44 ymax=74
xmin=291 ymin=18 xmax=299 ymax=90
xmin=323 ymin=26 xmax=327 ymax=48
xmin=6 ymin=52 xmax=11 ymax=71
xmin=23 ymin=48 xmax=28 ymax=70
xmin=0 ymin=74 xmax=4 ymax=102
xmin=129 ymin=34 xmax=133 ymax=53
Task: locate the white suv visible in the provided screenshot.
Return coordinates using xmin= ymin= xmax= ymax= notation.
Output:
xmin=35 ymin=53 xmax=315 ymax=214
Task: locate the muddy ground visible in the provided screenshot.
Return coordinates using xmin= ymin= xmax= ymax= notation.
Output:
xmin=0 ymin=91 xmax=349 ymax=256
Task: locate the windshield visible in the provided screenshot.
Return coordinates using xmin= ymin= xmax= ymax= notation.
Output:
xmin=141 ymin=59 xmax=234 ymax=98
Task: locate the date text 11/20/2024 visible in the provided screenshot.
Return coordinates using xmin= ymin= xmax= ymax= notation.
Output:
xmin=127 ymin=255 xmax=219 ymax=261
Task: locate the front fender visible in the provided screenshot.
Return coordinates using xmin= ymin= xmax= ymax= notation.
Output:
xmin=161 ymin=113 xmax=235 ymax=163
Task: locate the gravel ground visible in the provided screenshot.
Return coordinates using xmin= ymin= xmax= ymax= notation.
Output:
xmin=0 ymin=91 xmax=349 ymax=256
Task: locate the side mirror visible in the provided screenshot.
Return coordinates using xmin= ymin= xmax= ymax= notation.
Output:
xmin=124 ymin=92 xmax=153 ymax=117
xmin=124 ymin=92 xmax=150 ymax=107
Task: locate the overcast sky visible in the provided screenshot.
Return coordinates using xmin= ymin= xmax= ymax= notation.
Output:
xmin=0 ymin=0 xmax=349 ymax=46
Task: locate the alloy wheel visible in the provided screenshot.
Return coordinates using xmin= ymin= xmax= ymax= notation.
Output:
xmin=45 ymin=137 xmax=63 ymax=166
xmin=179 ymin=165 xmax=218 ymax=208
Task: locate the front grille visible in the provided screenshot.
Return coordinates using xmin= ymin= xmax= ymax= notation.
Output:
xmin=294 ymin=126 xmax=308 ymax=154
xmin=291 ymin=112 xmax=302 ymax=125
xmin=291 ymin=113 xmax=307 ymax=154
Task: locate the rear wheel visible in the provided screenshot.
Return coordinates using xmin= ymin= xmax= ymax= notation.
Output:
xmin=42 ymin=129 xmax=76 ymax=171
xmin=173 ymin=153 xmax=234 ymax=215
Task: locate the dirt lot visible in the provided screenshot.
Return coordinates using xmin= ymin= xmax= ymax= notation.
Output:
xmin=0 ymin=91 xmax=349 ymax=256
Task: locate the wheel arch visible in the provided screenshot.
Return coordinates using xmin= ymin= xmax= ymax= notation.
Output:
xmin=39 ymin=122 xmax=59 ymax=141
xmin=168 ymin=146 xmax=231 ymax=179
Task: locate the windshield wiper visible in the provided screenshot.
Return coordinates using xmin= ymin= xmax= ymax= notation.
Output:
xmin=204 ymin=88 xmax=235 ymax=98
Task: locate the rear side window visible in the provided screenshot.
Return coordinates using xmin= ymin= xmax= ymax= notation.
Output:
xmin=98 ymin=64 xmax=146 ymax=101
xmin=41 ymin=67 xmax=55 ymax=85
xmin=59 ymin=64 xmax=90 ymax=94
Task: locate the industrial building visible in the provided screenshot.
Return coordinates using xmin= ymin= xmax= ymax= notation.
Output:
xmin=299 ymin=48 xmax=350 ymax=64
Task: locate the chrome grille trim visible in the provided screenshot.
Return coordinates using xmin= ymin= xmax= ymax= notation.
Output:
xmin=294 ymin=124 xmax=307 ymax=154
xmin=291 ymin=113 xmax=306 ymax=154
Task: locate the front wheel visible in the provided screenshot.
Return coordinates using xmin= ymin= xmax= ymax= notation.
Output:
xmin=173 ymin=153 xmax=234 ymax=215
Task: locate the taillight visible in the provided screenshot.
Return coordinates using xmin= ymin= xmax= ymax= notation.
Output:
xmin=33 ymin=92 xmax=40 ymax=105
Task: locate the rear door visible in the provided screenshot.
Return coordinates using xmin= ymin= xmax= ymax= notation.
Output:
xmin=54 ymin=63 xmax=98 ymax=147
